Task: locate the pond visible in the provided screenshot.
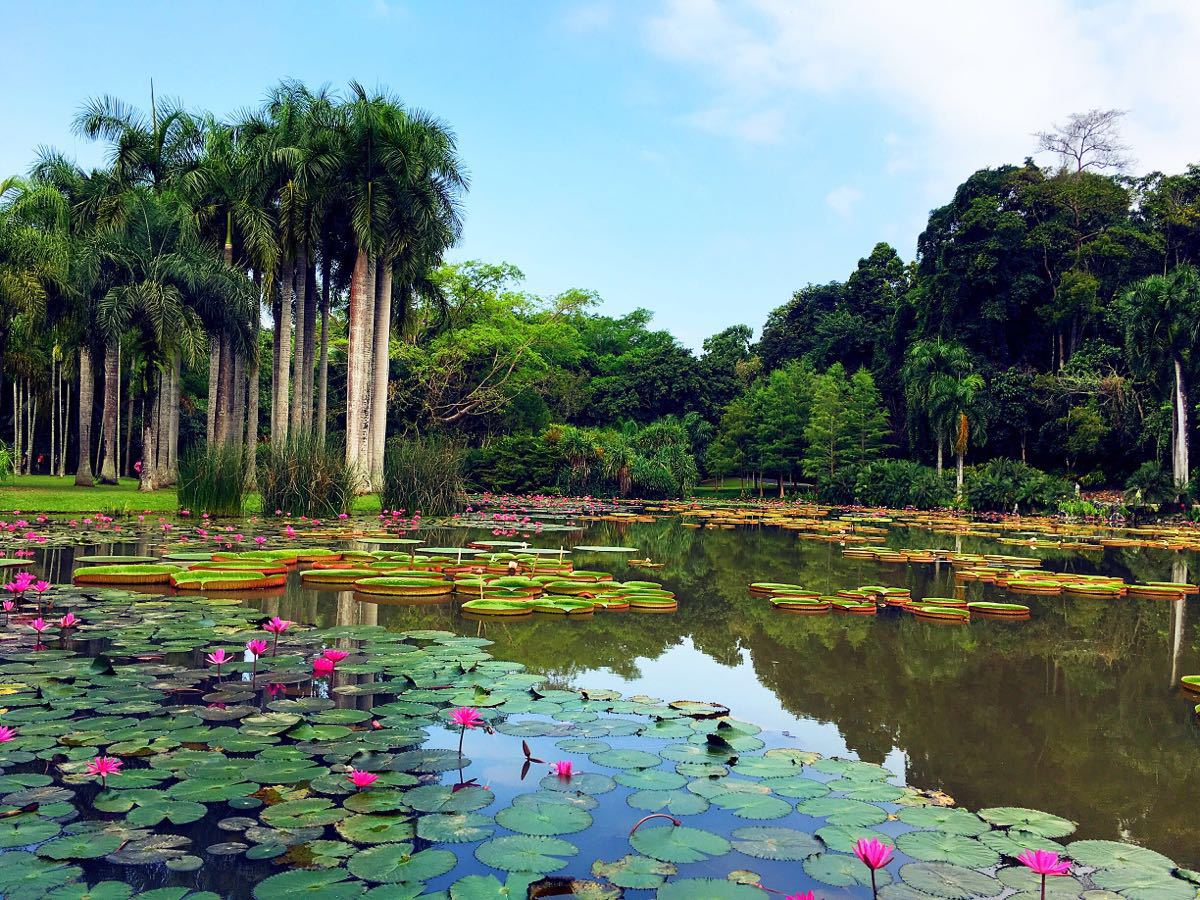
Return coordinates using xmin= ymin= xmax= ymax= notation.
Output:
xmin=4 ymin=503 xmax=1199 ymax=899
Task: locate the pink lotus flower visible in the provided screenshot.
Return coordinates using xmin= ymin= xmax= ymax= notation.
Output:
xmin=450 ymin=707 xmax=482 ymax=729
xmin=786 ymin=894 xmax=815 ymax=900
xmin=206 ymin=648 xmax=229 ymax=677
xmin=346 ymin=768 xmax=378 ymax=789
xmin=553 ymin=760 xmax=573 ymax=779
xmin=284 ymin=525 xmax=296 ymax=538
xmin=3 ymin=600 xmax=14 ymax=612
xmin=254 ymin=536 xmax=266 ymax=545
xmin=263 ymin=617 xmax=291 ymax=635
xmin=32 ymin=580 xmax=50 ymax=593
xmin=855 ymin=837 xmax=893 ymax=899
xmin=1017 ymin=850 xmax=1071 ymax=877
xmin=29 ymin=618 xmax=47 ymax=634
xmin=246 ymin=639 xmax=269 ymax=657
xmin=87 ymin=755 xmax=122 ymax=787
xmin=322 ymin=649 xmax=350 ymax=664
xmin=313 ymin=657 xmax=335 ymax=679
xmin=0 ymin=725 xmax=17 ymax=743
xmin=58 ymin=612 xmax=77 ymax=630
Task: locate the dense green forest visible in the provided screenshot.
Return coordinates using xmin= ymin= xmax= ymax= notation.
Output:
xmin=2 ymin=93 xmax=1199 ymax=510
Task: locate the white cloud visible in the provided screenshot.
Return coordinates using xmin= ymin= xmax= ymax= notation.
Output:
xmin=643 ymin=0 xmax=1200 ymax=186
xmin=826 ymin=185 xmax=862 ymax=218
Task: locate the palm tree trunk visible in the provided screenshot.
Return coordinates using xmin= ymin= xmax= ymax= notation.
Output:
xmin=956 ymin=451 xmax=965 ymax=496
xmin=207 ymin=340 xmax=219 ymax=443
xmin=230 ymin=348 xmax=245 ymax=452
xmin=290 ymin=243 xmax=309 ymax=437
xmin=273 ymin=254 xmax=294 ymax=445
xmin=162 ymin=351 xmax=181 ymax=485
xmin=115 ymin=344 xmax=122 ymax=477
xmin=301 ymin=257 xmax=318 ymax=432
xmin=60 ymin=370 xmax=70 ymax=477
xmin=99 ymin=342 xmax=119 ymax=483
xmin=49 ymin=356 xmax=57 ymax=478
xmin=345 ymin=246 xmax=375 ymax=476
xmin=368 ymin=257 xmax=393 ymax=491
xmin=316 ymin=253 xmax=331 ymax=447
xmin=75 ymin=346 xmax=95 ymax=486
xmin=124 ymin=388 xmax=135 ymax=477
xmin=1173 ymin=355 xmax=1190 ymax=492
xmin=247 ymin=275 xmax=262 ymax=487
xmin=139 ymin=382 xmax=157 ymax=492
xmin=936 ymin=439 xmax=943 ymax=475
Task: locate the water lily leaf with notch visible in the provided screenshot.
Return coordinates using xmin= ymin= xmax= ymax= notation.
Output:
xmin=494 ymin=720 xmax=561 ymax=738
xmin=0 ymin=813 xmax=62 ymax=849
xmin=675 ymin=762 xmax=728 ymax=778
xmin=125 ymin=798 xmax=208 ymax=827
xmin=898 ymin=806 xmax=989 ymax=836
xmin=447 ymin=873 xmax=536 ymax=899
xmin=244 ymin=759 xmax=327 ymax=784
xmin=656 ymin=879 xmax=764 ymax=899
xmin=252 ymin=867 xmax=364 ymax=899
xmin=895 ymin=831 xmax=1000 ymax=868
xmin=591 ymin=855 xmax=677 ymax=890
xmin=615 ymin=769 xmax=686 ymax=790
xmin=475 ymin=834 xmax=578 ymax=874
xmin=43 ymin=880 xmax=136 ymax=899
xmin=287 ymin=723 xmax=353 ymax=742
xmin=816 ymin=825 xmax=895 ymax=854
xmin=842 ymin=782 xmax=909 ymax=802
xmin=343 ymin=789 xmax=410 ymax=814
xmin=627 ymin=789 xmax=709 ymax=816
xmin=514 ymin=789 xmax=598 ymax=812
xmin=391 ymin=748 xmax=464 ymax=774
xmin=495 ymin=796 xmax=592 ymax=836
xmin=978 ymin=807 xmax=1075 ymax=838
xmin=899 ymin=862 xmax=1000 ymax=899
xmin=417 ymin=812 xmax=495 ymax=844
xmin=978 ymin=828 xmax=1065 ymax=858
xmin=805 ymin=852 xmax=894 ymax=889
xmin=404 ymin=784 xmax=494 ymax=814
xmin=796 ymin=796 xmax=888 ymax=827
xmin=166 ymin=779 xmax=258 ymax=803
xmin=731 ymin=756 xmax=805 ymax=779
xmin=731 ymin=826 xmax=822 ymax=861
xmin=347 ymin=843 xmax=456 ymax=884
xmin=588 ymin=748 xmax=661 ymax=769
xmin=539 ymin=772 xmax=616 ymax=795
xmin=810 ymin=758 xmax=891 ymax=781
xmin=105 ymin=834 xmax=192 ymax=865
xmin=1066 ymin=840 xmax=1175 ymax=871
xmin=261 ymin=798 xmax=347 ymax=829
xmin=629 ymin=823 xmax=731 ymax=863
xmin=335 ymin=814 xmax=417 ymax=845
xmin=555 ymin=738 xmax=609 ymax=753
xmin=1089 ymin=868 xmax=1200 ymax=900
xmin=0 ymin=852 xmax=83 ymax=898
xmin=998 ymin=865 xmax=1089 ymax=899
xmin=660 ymin=743 xmax=733 ymax=764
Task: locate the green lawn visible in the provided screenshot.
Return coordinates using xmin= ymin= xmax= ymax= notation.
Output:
xmin=1 ymin=475 xmax=381 ymax=516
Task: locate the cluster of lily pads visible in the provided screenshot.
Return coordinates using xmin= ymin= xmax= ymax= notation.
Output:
xmin=748 ymin=583 xmax=1031 ymax=624
xmin=0 ymin=568 xmax=1196 ymax=899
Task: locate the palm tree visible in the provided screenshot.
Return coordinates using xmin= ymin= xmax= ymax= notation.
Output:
xmin=902 ymin=339 xmax=976 ymax=477
xmin=1122 ymin=266 xmax=1200 ymax=493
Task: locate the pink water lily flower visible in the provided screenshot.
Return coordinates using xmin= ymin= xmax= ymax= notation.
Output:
xmin=1017 ymin=850 xmax=1071 ymax=876
xmin=450 ymin=707 xmax=482 ymax=729
xmin=855 ymin=837 xmax=894 ymax=899
xmin=87 ymin=755 xmax=123 ymax=788
xmin=313 ymin=657 xmax=335 ymax=679
xmin=786 ymin=894 xmax=815 ymax=900
xmin=254 ymin=536 xmax=266 ymax=546
xmin=322 ymin=649 xmax=349 ymax=664
xmin=3 ymin=600 xmax=14 ymax=612
xmin=553 ymin=760 xmax=573 ymax=779
xmin=346 ymin=769 xmax=378 ymax=789
xmin=246 ymin=639 xmax=269 ymax=657
xmin=29 ymin=618 xmax=47 ymax=634
xmin=0 ymin=725 xmax=17 ymax=743
xmin=206 ymin=648 xmax=230 ymax=678
xmin=32 ymin=580 xmax=50 ymax=593
xmin=58 ymin=612 xmax=78 ymax=630
xmin=263 ymin=617 xmax=291 ymax=635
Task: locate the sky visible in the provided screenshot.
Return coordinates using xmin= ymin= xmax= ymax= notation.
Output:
xmin=3 ymin=0 xmax=1200 ymax=349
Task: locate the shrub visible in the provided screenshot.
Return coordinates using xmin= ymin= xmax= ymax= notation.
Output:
xmin=467 ymin=434 xmax=559 ymax=494
xmin=178 ymin=444 xmax=247 ymax=516
xmin=964 ymin=459 xmax=1071 ymax=512
xmin=1124 ymin=461 xmax=1178 ymax=507
xmin=816 ymin=468 xmax=858 ymax=504
xmin=854 ymin=460 xmax=954 ymax=509
xmin=0 ymin=442 xmax=12 ymax=485
xmin=382 ymin=435 xmax=465 ymax=516
xmin=257 ymin=435 xmax=359 ymax=518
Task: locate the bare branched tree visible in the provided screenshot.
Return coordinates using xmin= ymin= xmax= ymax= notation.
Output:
xmin=1035 ymin=108 xmax=1133 ymax=173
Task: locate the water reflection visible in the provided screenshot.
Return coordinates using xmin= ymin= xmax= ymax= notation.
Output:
xmin=45 ymin=517 xmax=1200 ymax=865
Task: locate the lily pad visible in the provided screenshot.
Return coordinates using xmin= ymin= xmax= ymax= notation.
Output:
xmin=899 ymin=862 xmax=1000 ymax=899
xmin=978 ymin=806 xmax=1075 ymax=838
xmin=730 ymin=825 xmax=822 ymax=861
xmin=495 ymin=796 xmax=592 ymax=836
xmin=475 ymin=834 xmax=578 ymax=874
xmin=629 ymin=823 xmax=731 ymax=863
xmin=804 ymin=852 xmax=893 ymax=888
xmin=895 ymin=831 xmax=1000 ymax=868
xmin=590 ymin=855 xmax=677 ymax=890
xmin=347 ymin=843 xmax=457 ymax=884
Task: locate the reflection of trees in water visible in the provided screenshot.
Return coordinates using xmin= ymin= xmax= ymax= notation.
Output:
xmin=259 ymin=517 xmax=1200 ymax=863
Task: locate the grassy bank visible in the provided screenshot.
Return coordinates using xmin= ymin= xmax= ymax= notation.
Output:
xmin=1 ymin=475 xmax=382 ymax=516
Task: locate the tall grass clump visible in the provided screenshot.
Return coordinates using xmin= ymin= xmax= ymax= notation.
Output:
xmin=0 ymin=442 xmax=13 ymax=485
xmin=381 ymin=435 xmax=465 ymax=516
xmin=178 ymin=444 xmax=247 ymax=516
xmin=257 ymin=434 xmax=360 ymax=517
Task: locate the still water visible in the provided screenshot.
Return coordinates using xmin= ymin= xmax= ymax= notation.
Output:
xmin=40 ymin=516 xmax=1200 ymax=868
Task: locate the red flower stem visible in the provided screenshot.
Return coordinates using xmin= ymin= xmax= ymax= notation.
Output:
xmin=628 ymin=813 xmax=681 ymax=837
xmin=458 ymin=726 xmax=466 ymax=759
xmin=1041 ymin=874 xmax=1046 ymax=900
xmin=871 ymin=869 xmax=878 ymax=900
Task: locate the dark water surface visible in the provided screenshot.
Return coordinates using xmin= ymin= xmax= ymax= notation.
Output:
xmin=41 ymin=516 xmax=1200 ymax=870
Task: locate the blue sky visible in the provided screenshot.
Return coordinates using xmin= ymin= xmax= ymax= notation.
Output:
xmin=2 ymin=0 xmax=1197 ymax=348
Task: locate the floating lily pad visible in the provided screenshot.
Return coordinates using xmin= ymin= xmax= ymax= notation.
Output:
xmin=804 ymin=852 xmax=893 ymax=889
xmin=335 ymin=814 xmax=415 ymax=844
xmin=591 ymin=855 xmax=677 ymax=889
xmin=495 ymin=796 xmax=592 ymax=836
xmin=978 ymin=806 xmax=1075 ymax=838
xmin=1066 ymin=839 xmax=1175 ymax=871
xmin=347 ymin=843 xmax=456 ymax=884
xmin=899 ymin=862 xmax=1000 ymax=899
xmin=895 ymin=831 xmax=1000 ymax=868
xmin=253 ymin=867 xmax=364 ymax=899
xmin=897 ymin=806 xmax=989 ymax=836
xmin=475 ymin=834 xmax=578 ymax=874
xmin=403 ymin=784 xmax=493 ymax=814
xmin=656 ymin=878 xmax=764 ymax=898
xmin=730 ymin=825 xmax=822 ymax=861
xmin=627 ymin=788 xmax=709 ymax=816
xmin=796 ymin=796 xmax=888 ymax=827
xmin=629 ymin=823 xmax=731 ymax=863
xmin=417 ymin=813 xmax=495 ymax=844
